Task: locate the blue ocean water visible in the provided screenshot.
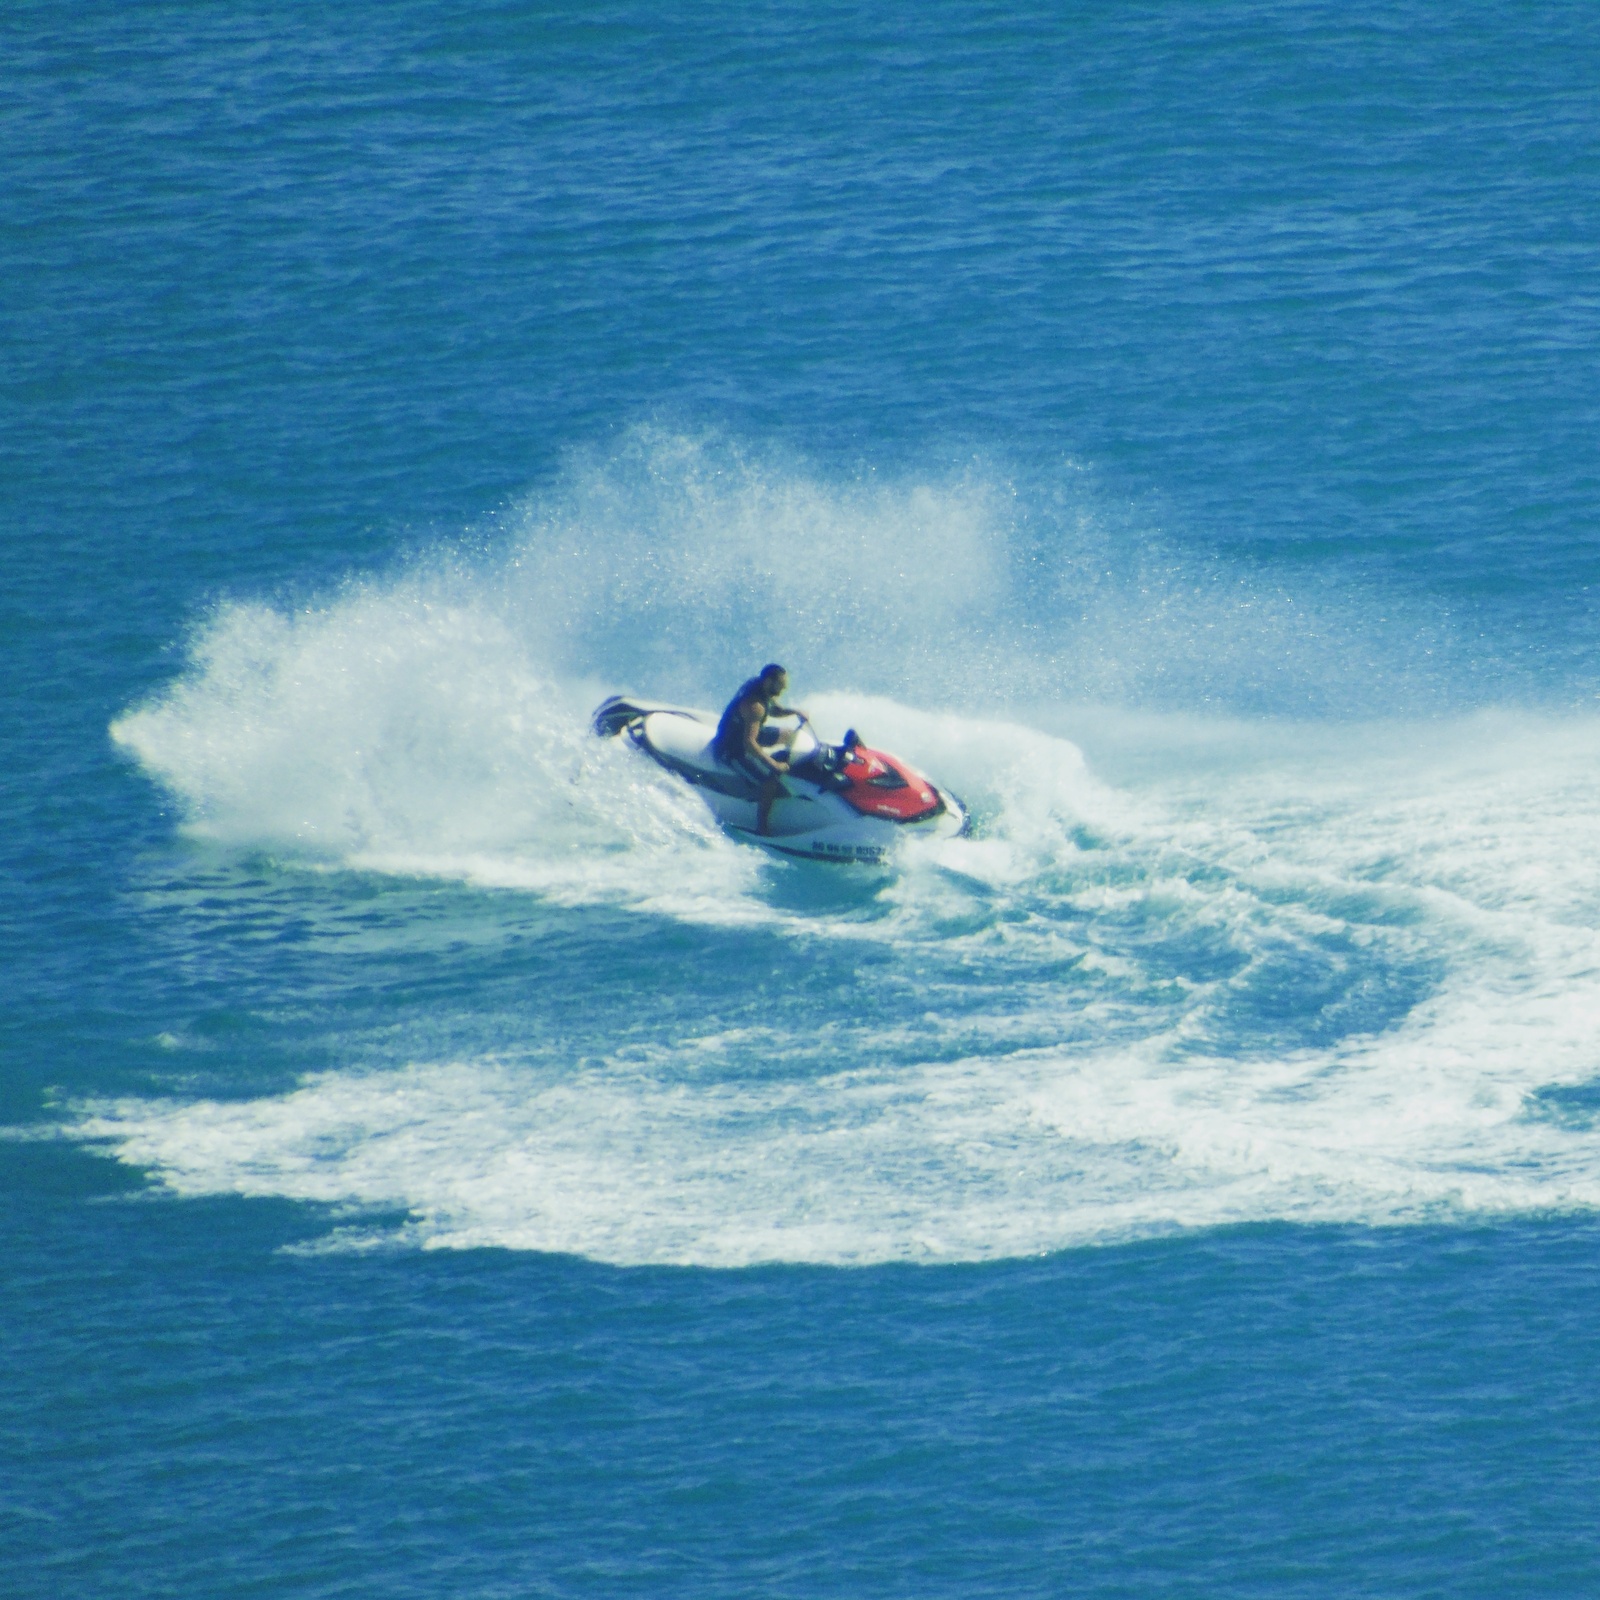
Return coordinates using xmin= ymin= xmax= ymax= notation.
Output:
xmin=8 ymin=1 xmax=1600 ymax=1592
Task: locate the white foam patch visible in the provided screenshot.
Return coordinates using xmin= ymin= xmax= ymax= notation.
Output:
xmin=72 ymin=964 xmax=1600 ymax=1267
xmin=111 ymin=588 xmax=767 ymax=920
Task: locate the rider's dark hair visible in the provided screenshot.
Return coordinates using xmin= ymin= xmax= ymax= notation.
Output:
xmin=760 ymin=662 xmax=786 ymax=683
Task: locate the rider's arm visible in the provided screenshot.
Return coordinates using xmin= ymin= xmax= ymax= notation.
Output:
xmin=742 ymin=699 xmax=787 ymax=770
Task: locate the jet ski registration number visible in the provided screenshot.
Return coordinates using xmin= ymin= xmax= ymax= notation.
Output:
xmin=811 ymin=841 xmax=887 ymax=863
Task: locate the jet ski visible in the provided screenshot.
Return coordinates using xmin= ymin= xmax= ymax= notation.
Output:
xmin=592 ymin=695 xmax=969 ymax=863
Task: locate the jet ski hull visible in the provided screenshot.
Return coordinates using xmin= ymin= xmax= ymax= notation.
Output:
xmin=593 ymin=696 xmax=968 ymax=864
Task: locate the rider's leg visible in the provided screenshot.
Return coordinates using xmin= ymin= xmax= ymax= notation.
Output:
xmin=757 ymin=774 xmax=781 ymax=835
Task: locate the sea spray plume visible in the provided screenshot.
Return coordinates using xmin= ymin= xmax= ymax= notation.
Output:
xmin=491 ymin=428 xmax=1459 ymax=715
xmin=110 ymin=432 xmax=1033 ymax=901
xmin=490 ymin=427 xmax=1011 ymax=703
xmin=110 ymin=582 xmax=761 ymax=911
xmin=111 ymin=427 xmax=1461 ymax=901
xmin=115 ymin=591 xmax=557 ymax=854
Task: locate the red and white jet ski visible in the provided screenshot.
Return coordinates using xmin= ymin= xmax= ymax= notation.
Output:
xmin=592 ymin=695 xmax=969 ymax=863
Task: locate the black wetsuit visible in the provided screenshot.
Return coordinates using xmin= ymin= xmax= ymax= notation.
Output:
xmin=714 ymin=677 xmax=774 ymax=782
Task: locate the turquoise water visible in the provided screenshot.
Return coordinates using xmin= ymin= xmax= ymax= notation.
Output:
xmin=8 ymin=2 xmax=1600 ymax=1591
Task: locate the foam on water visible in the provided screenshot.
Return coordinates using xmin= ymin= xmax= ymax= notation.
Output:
xmin=72 ymin=785 xmax=1600 ymax=1266
xmin=96 ymin=435 xmax=1600 ymax=1264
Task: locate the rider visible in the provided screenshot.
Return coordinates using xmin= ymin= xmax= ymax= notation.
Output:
xmin=713 ymin=663 xmax=800 ymax=836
